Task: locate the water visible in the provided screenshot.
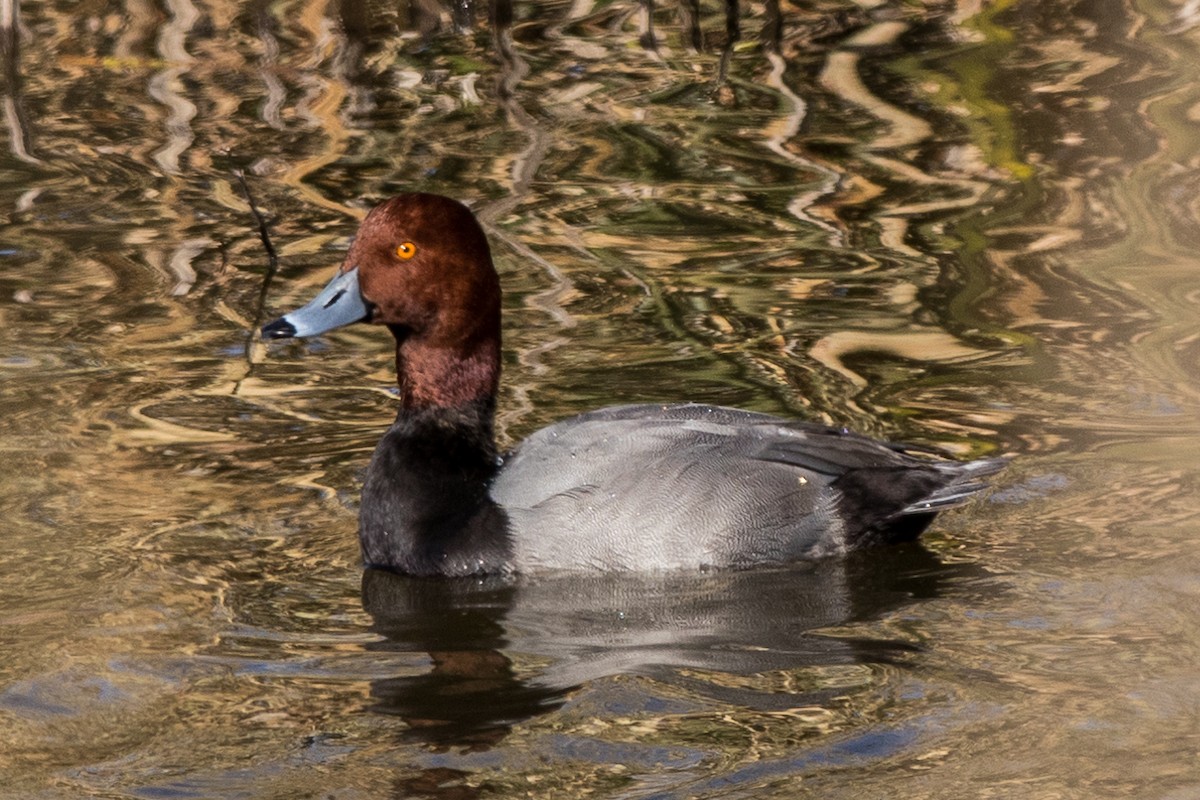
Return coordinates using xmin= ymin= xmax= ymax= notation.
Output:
xmin=1 ymin=0 xmax=1198 ymax=796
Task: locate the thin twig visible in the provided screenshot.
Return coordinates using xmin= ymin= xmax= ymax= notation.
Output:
xmin=717 ymin=0 xmax=741 ymax=86
xmin=236 ymin=169 xmax=279 ymax=365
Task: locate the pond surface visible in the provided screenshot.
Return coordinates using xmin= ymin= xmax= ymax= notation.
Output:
xmin=1 ymin=0 xmax=1199 ymax=797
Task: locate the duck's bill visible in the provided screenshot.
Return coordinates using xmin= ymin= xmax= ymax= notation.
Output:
xmin=261 ymin=267 xmax=369 ymax=339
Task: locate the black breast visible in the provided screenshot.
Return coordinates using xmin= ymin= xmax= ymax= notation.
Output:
xmin=359 ymin=403 xmax=512 ymax=576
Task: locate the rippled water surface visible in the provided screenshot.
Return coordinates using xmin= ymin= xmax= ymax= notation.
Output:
xmin=2 ymin=0 xmax=1200 ymax=797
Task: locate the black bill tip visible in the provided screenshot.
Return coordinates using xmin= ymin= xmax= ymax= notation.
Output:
xmin=261 ymin=317 xmax=297 ymax=339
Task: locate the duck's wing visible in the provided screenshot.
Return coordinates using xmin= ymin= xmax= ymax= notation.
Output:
xmin=491 ymin=403 xmax=1004 ymax=568
xmin=739 ymin=413 xmax=1007 ymax=544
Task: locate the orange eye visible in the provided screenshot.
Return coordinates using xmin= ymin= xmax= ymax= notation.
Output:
xmin=396 ymin=242 xmax=417 ymax=260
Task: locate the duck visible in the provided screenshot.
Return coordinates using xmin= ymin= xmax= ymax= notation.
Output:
xmin=261 ymin=193 xmax=1006 ymax=577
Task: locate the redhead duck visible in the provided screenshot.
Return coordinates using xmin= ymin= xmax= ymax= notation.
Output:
xmin=262 ymin=193 xmax=1006 ymax=576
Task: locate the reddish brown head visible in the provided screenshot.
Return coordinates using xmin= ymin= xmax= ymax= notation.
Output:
xmin=263 ymin=193 xmax=502 ymax=410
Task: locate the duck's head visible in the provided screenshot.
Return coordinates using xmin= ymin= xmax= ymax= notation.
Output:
xmin=261 ymin=193 xmax=502 ymax=409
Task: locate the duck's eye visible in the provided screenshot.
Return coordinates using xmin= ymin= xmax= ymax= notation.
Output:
xmin=395 ymin=242 xmax=417 ymax=260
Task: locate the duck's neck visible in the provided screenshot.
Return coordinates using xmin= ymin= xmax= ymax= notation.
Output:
xmin=391 ymin=324 xmax=501 ymax=412
xmin=359 ymin=334 xmax=510 ymax=577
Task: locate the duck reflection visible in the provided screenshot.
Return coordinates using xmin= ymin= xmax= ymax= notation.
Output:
xmin=362 ymin=543 xmax=981 ymax=751
xmin=363 ymin=573 xmax=558 ymax=751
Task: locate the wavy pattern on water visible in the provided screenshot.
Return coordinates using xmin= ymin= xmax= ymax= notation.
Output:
xmin=6 ymin=1 xmax=1200 ymax=797
xmin=933 ymin=0 xmax=1200 ymax=457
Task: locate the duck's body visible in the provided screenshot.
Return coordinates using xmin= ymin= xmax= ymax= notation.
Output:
xmin=262 ymin=193 xmax=1005 ymax=576
xmin=494 ymin=403 xmax=1003 ymax=572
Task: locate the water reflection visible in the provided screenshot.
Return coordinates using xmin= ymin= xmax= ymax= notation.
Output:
xmin=364 ymin=574 xmax=559 ymax=751
xmin=362 ymin=544 xmax=979 ymax=750
xmin=0 ymin=0 xmax=37 ymax=165
xmin=1 ymin=0 xmax=1200 ymax=796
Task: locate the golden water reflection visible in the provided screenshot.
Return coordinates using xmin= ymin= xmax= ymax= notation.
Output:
xmin=0 ymin=0 xmax=1199 ymax=797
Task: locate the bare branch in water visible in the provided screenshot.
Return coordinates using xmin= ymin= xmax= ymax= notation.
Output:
xmin=678 ymin=0 xmax=703 ymax=52
xmin=761 ymin=0 xmax=781 ymax=55
xmin=717 ymin=0 xmax=741 ymax=86
xmin=236 ymin=169 xmax=279 ymax=365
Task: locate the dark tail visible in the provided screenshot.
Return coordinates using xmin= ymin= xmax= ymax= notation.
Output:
xmin=837 ymin=456 xmax=1009 ymax=548
xmin=899 ymin=457 xmax=1010 ymax=515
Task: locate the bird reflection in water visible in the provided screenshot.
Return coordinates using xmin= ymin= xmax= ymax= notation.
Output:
xmin=361 ymin=541 xmax=986 ymax=765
